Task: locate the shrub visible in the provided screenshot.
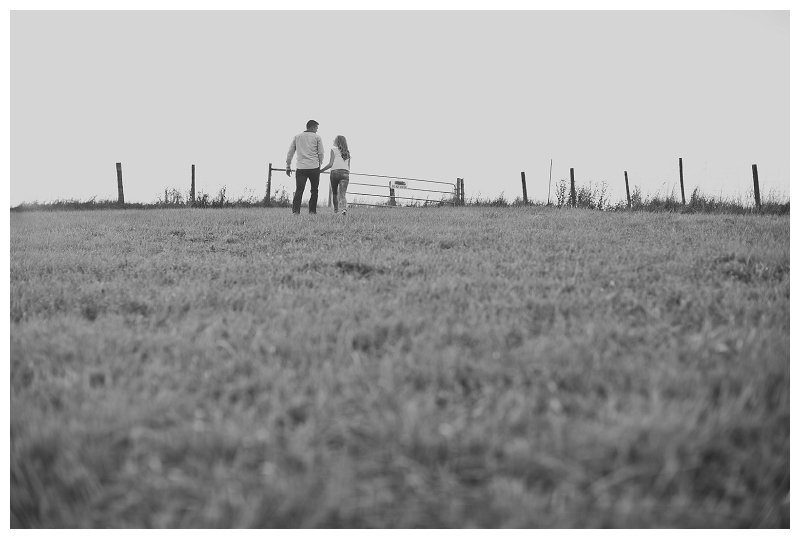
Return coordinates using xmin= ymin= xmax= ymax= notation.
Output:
xmin=159 ymin=188 xmax=186 ymax=207
xmin=490 ymin=192 xmax=509 ymax=207
xmin=555 ymin=178 xmax=569 ymax=208
xmin=211 ymin=186 xmax=227 ymax=208
xmin=575 ymin=181 xmax=608 ymax=210
xmin=193 ymin=192 xmax=211 ymax=208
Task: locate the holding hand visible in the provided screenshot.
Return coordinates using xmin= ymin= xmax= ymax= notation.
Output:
xmin=285 ymin=166 xmax=292 ymax=177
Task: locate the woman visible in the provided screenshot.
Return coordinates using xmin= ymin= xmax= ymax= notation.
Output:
xmin=320 ymin=135 xmax=351 ymax=215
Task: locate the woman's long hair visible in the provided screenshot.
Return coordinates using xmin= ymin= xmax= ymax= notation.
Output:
xmin=334 ymin=135 xmax=350 ymax=161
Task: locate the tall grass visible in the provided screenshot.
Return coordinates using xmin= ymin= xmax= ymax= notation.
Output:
xmin=605 ymin=186 xmax=790 ymax=215
xmin=545 ymin=179 xmax=609 ymax=210
xmin=11 ymin=183 xmax=788 ymax=215
xmin=485 ymin=179 xmax=788 ymax=216
xmin=10 ymin=186 xmax=296 ymax=212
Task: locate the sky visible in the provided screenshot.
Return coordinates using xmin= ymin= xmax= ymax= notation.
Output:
xmin=8 ymin=7 xmax=791 ymax=207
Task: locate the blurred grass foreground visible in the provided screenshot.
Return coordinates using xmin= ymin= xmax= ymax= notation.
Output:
xmin=10 ymin=206 xmax=789 ymax=527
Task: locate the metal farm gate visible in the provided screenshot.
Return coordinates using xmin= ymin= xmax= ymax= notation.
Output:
xmin=267 ymin=163 xmax=465 ymax=208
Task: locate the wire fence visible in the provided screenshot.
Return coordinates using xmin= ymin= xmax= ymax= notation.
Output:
xmin=64 ymin=160 xmax=785 ymax=215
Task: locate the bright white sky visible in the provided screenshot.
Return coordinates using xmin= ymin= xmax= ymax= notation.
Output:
xmin=8 ymin=6 xmax=791 ymax=206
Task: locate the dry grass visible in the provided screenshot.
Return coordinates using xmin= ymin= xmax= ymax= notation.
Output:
xmin=10 ymin=206 xmax=789 ymax=527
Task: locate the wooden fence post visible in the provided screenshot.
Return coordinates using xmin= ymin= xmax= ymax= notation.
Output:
xmin=570 ymin=168 xmax=576 ymax=208
xmin=389 ymin=183 xmax=397 ymax=206
xmin=520 ymin=171 xmax=528 ymax=205
xmin=679 ymin=157 xmax=686 ymax=205
xmin=547 ymin=159 xmax=553 ymax=205
xmin=459 ymin=178 xmax=465 ymax=205
xmin=191 ymin=164 xmax=195 ymax=205
xmin=266 ymin=163 xmax=272 ymax=207
xmin=624 ymin=171 xmax=631 ymax=209
xmin=116 ymin=163 xmax=124 ymax=206
xmin=752 ymin=164 xmax=761 ymax=212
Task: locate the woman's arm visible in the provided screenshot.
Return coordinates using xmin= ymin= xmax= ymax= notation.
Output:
xmin=320 ymin=149 xmax=335 ymax=173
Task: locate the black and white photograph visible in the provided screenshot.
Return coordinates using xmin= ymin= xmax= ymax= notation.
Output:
xmin=6 ymin=2 xmax=792 ymax=529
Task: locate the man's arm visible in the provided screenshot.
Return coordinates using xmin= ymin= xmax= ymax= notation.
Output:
xmin=317 ymin=136 xmax=325 ymax=167
xmin=286 ymin=136 xmax=296 ymax=176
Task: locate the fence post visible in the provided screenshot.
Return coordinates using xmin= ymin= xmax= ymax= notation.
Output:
xmin=679 ymin=157 xmax=686 ymax=205
xmin=624 ymin=171 xmax=631 ymax=209
xmin=266 ymin=163 xmax=272 ymax=206
xmin=191 ymin=164 xmax=195 ymax=206
xmin=547 ymin=159 xmax=553 ymax=205
xmin=328 ymin=180 xmax=333 ymax=208
xmin=116 ymin=163 xmax=124 ymax=206
xmin=520 ymin=171 xmax=528 ymax=205
xmin=752 ymin=164 xmax=761 ymax=212
xmin=389 ymin=183 xmax=397 ymax=206
xmin=459 ymin=178 xmax=465 ymax=205
xmin=570 ymin=168 xmax=576 ymax=208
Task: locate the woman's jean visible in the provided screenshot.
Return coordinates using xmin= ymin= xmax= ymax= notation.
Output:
xmin=330 ymin=170 xmax=349 ymax=212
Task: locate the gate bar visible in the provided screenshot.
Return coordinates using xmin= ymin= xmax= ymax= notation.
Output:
xmin=271 ymin=165 xmax=455 ymax=188
xmin=347 ymin=191 xmax=455 ymax=204
xmin=347 ymin=182 xmax=453 ymax=195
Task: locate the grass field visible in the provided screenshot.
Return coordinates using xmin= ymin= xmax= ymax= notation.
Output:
xmin=10 ymin=206 xmax=790 ymax=528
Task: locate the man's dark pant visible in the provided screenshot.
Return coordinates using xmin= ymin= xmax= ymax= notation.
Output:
xmin=292 ymin=168 xmax=320 ymax=214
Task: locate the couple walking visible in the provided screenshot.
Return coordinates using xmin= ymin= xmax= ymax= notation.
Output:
xmin=286 ymin=120 xmax=351 ymax=215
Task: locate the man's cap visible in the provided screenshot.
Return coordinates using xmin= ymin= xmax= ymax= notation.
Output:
xmin=306 ymin=119 xmax=319 ymax=128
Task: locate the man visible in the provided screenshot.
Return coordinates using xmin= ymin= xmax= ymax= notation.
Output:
xmin=286 ymin=120 xmax=325 ymax=214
